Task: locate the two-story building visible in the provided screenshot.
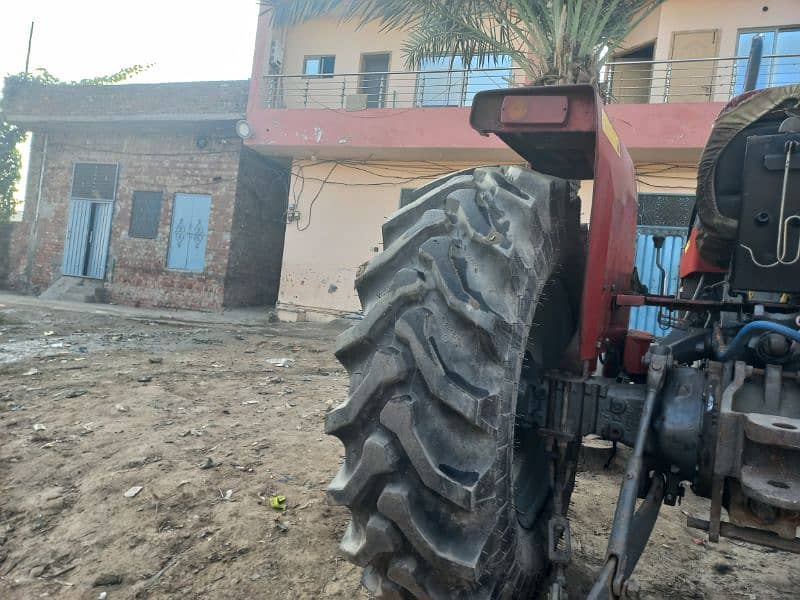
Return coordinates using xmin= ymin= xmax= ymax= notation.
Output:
xmin=244 ymin=0 xmax=799 ymax=324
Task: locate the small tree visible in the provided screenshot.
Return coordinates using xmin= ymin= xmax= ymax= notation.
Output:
xmin=0 ymin=120 xmax=22 ymax=223
xmin=0 ymin=65 xmax=150 ymax=223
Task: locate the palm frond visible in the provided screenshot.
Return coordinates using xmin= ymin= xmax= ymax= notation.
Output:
xmin=399 ymin=2 xmax=522 ymax=69
xmin=262 ymin=0 xmax=665 ymax=84
xmin=262 ymin=0 xmax=424 ymax=28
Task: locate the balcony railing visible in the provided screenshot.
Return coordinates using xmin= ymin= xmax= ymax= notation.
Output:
xmin=262 ymin=66 xmax=522 ymax=110
xmin=602 ymin=52 xmax=800 ymax=104
xmin=260 ymin=53 xmax=800 ymax=110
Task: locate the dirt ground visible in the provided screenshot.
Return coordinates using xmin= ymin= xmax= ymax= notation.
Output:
xmin=0 ymin=295 xmax=797 ymax=599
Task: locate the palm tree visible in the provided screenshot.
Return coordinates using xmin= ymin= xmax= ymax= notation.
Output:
xmin=263 ymin=0 xmax=663 ymax=85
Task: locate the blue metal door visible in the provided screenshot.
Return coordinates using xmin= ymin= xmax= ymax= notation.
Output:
xmin=629 ymin=227 xmax=686 ymax=337
xmin=62 ymin=199 xmax=114 ymax=279
xmin=167 ymin=193 xmax=211 ymax=272
xmin=62 ymin=199 xmax=92 ymax=276
xmin=85 ymin=202 xmax=114 ymax=279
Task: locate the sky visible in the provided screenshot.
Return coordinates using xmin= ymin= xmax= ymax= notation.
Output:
xmin=2 ymin=1 xmax=261 ymax=214
xmin=1 ymin=0 xmax=260 ymax=83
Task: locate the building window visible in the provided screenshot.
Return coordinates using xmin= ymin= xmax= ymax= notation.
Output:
xmin=735 ymin=27 xmax=800 ymax=94
xmin=72 ymin=163 xmax=118 ymax=200
xmin=303 ymin=55 xmax=336 ymax=78
xmin=129 ymin=191 xmax=163 ymax=239
xmin=416 ymin=55 xmax=513 ymax=107
xmin=167 ymin=193 xmax=211 ymax=272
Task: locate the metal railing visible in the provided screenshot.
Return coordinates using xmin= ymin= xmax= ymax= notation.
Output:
xmin=262 ymin=66 xmax=523 ymax=109
xmin=602 ymin=52 xmax=800 ymax=104
xmin=261 ymin=53 xmax=800 ymax=110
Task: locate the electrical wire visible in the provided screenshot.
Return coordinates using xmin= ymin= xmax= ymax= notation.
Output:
xmin=288 ymin=158 xmax=703 ymax=230
xmin=287 ymin=158 xmax=461 ymax=232
xmin=296 ymin=161 xmax=338 ymax=231
xmin=51 ymin=137 xmax=703 ymax=230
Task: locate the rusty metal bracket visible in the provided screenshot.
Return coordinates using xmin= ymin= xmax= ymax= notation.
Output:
xmin=687 ymin=516 xmax=800 ymax=554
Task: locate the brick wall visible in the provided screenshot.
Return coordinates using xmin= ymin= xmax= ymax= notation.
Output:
xmin=10 ymin=133 xmax=46 ymax=290
xmin=223 ymin=150 xmax=290 ymax=306
xmin=17 ymin=128 xmax=245 ymax=310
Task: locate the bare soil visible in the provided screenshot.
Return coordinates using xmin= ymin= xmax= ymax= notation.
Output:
xmin=0 ymin=298 xmax=797 ymax=599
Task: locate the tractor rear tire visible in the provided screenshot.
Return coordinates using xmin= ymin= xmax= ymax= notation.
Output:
xmin=327 ymin=166 xmax=582 ymax=599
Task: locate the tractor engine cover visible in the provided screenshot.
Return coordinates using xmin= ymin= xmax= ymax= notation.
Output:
xmin=694 ymin=84 xmax=800 ymax=266
xmin=732 ymin=132 xmax=800 ymax=293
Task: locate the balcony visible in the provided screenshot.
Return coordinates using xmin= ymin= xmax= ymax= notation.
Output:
xmin=245 ymin=53 xmax=798 ymax=163
xmin=261 ymin=66 xmax=520 ymax=110
xmin=258 ymin=53 xmax=800 ymax=110
xmin=604 ymin=52 xmax=800 ymax=104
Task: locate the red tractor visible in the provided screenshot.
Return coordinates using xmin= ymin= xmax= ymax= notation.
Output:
xmin=324 ymin=61 xmax=800 ymax=598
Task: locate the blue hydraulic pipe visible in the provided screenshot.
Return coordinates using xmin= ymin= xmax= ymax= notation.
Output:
xmin=718 ymin=321 xmax=800 ymax=361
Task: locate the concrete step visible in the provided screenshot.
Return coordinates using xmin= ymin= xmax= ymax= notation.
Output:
xmin=40 ymin=276 xmax=106 ymax=304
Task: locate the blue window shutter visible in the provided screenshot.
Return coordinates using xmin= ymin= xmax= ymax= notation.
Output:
xmin=168 ymin=193 xmax=210 ymax=272
xmin=185 ymin=195 xmax=211 ymax=271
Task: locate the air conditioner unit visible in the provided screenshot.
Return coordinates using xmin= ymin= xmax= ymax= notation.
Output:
xmin=269 ymin=40 xmax=284 ymax=69
xmin=345 ymin=94 xmax=369 ymax=112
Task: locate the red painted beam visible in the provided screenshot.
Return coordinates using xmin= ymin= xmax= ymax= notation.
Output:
xmin=245 ymin=101 xmax=725 ymax=157
xmin=605 ymin=102 xmax=723 ymax=153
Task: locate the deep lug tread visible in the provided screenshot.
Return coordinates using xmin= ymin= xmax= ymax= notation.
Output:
xmin=335 ymin=268 xmax=427 ymax=363
xmin=388 ymin=555 xmax=482 ymax=600
xmin=325 ymin=349 xmax=410 ymax=436
xmin=395 ymin=308 xmax=498 ymax=432
xmin=363 ymin=565 xmax=409 ymax=600
xmin=387 ymin=556 xmax=432 ymax=599
xmin=329 ymin=166 xmax=581 ymax=600
xmin=380 ymin=396 xmax=493 ymax=511
xmin=327 ymin=430 xmax=400 ymax=506
xmin=377 ymin=482 xmax=483 ymax=578
xmin=340 ymin=513 xmax=404 ymax=567
xmin=382 ymin=171 xmax=476 ymax=247
xmin=418 ymin=236 xmax=504 ymax=357
xmin=356 ymin=209 xmax=451 ymax=308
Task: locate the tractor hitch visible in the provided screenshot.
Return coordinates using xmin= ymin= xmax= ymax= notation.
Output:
xmin=539 ymin=340 xmax=800 ymax=597
xmin=587 ymin=346 xmax=670 ymax=599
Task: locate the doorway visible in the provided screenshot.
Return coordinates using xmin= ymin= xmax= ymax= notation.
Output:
xmin=62 ymin=163 xmax=118 ymax=279
xmin=359 ymin=53 xmax=391 ymax=108
xmin=62 ymin=199 xmax=114 ymax=278
xmin=668 ymin=30 xmax=719 ymax=102
xmin=609 ymin=42 xmax=655 ymax=104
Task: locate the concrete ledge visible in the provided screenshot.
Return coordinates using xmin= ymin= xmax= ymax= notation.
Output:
xmin=2 ymin=79 xmax=249 ymax=126
xmin=275 ymin=301 xmax=361 ymax=324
